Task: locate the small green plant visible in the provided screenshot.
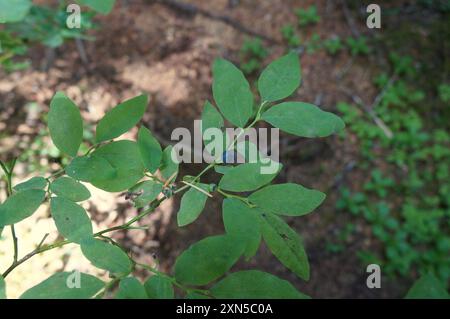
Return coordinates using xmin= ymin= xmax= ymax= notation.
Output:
xmin=323 ymin=36 xmax=343 ymax=56
xmin=296 ymin=5 xmax=320 ymax=27
xmin=0 ymin=30 xmax=29 ymax=71
xmin=280 ymin=24 xmax=301 ymax=48
xmin=438 ymin=83 xmax=450 ymax=102
xmin=346 ymin=36 xmax=370 ymax=56
xmin=239 ymin=37 xmax=268 ymax=75
xmin=336 ymin=54 xmax=450 ymax=284
xmin=306 ymin=33 xmax=321 ymax=54
xmin=405 ymin=273 xmax=450 ymax=299
xmin=0 ymin=0 xmax=115 ymax=70
xmin=0 ymin=53 xmax=345 ymax=298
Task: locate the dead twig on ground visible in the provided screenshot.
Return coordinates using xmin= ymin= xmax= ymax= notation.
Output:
xmin=150 ymin=0 xmax=281 ymax=45
xmin=75 ymin=38 xmax=89 ymax=65
xmin=339 ymin=86 xmax=394 ymax=139
xmin=340 ymin=0 xmax=361 ymax=38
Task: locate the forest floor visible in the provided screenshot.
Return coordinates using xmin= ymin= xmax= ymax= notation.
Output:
xmin=0 ymin=0 xmax=411 ymax=298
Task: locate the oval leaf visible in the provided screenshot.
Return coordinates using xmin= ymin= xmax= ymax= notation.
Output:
xmin=262 ymin=102 xmax=345 ymax=137
xmin=95 ymin=94 xmax=148 ymax=143
xmin=0 ymin=189 xmax=46 ymax=227
xmin=50 ymin=197 xmax=93 ymax=243
xmin=219 ymin=162 xmax=282 ymax=192
xmin=144 ymin=275 xmax=174 ymax=299
xmin=259 ymin=212 xmax=310 ymax=280
xmin=249 ymin=183 xmax=326 ymax=216
xmin=116 ymin=277 xmax=147 ymax=299
xmin=20 ymin=272 xmax=104 ymax=299
xmin=81 ymin=239 xmax=132 ymax=276
xmin=77 ymin=0 xmax=115 ymax=14
xmin=66 ymin=155 xmax=117 ymax=183
xmin=90 ymin=140 xmax=144 ymax=192
xmin=48 ymin=92 xmax=83 ymax=156
xmin=211 ymin=270 xmax=310 ymax=299
xmin=160 ymin=146 xmax=179 ymax=180
xmin=50 ymin=176 xmax=91 ymax=202
xmin=138 ymin=126 xmax=162 ymax=173
xmin=258 ymin=52 xmax=301 ymax=102
xmin=177 ymin=184 xmax=209 ymax=227
xmin=129 ymin=180 xmax=162 ymax=208
xmin=201 ymin=101 xmax=224 ymax=140
xmin=212 ymin=59 xmax=253 ymax=127
xmin=222 ymin=198 xmax=261 ymax=259
xmin=174 ymin=235 xmax=245 ymax=286
xmin=13 ymin=176 xmax=47 ymax=192
xmin=0 ymin=0 xmax=31 ymax=23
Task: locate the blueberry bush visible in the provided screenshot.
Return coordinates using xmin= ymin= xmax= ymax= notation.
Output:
xmin=0 ymin=53 xmax=345 ymax=299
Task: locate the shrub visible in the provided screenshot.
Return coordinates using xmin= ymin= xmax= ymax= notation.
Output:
xmin=0 ymin=53 xmax=345 ymax=298
xmin=239 ymin=37 xmax=268 ymax=75
xmin=295 ymin=5 xmax=320 ymax=27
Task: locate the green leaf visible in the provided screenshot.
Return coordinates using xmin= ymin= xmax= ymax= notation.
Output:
xmin=129 ymin=180 xmax=162 ymax=208
xmin=259 ymin=212 xmax=310 ymax=280
xmin=211 ymin=270 xmax=310 ymax=299
xmin=201 ymin=101 xmax=224 ymax=140
xmin=0 ymin=275 xmax=5 ymax=299
xmin=77 ymin=0 xmax=116 ymax=14
xmin=160 ymin=146 xmax=179 ymax=180
xmin=13 ymin=177 xmax=47 ymax=192
xmin=0 ymin=189 xmax=46 ymax=227
xmin=66 ymin=155 xmax=116 ymax=183
xmin=90 ymin=140 xmax=145 ymax=192
xmin=174 ymin=235 xmax=245 ymax=286
xmin=222 ymin=199 xmax=261 ymax=259
xmin=144 ymin=275 xmax=174 ymax=299
xmin=20 ymin=272 xmax=104 ymax=299
xmin=405 ymin=273 xmax=450 ymax=299
xmin=186 ymin=291 xmax=211 ymax=299
xmin=138 ymin=126 xmax=162 ymax=173
xmin=214 ymin=165 xmax=233 ymax=175
xmin=116 ymin=277 xmax=147 ymax=299
xmin=249 ymin=183 xmax=326 ymax=216
xmin=0 ymin=0 xmax=31 ymax=23
xmin=50 ymin=197 xmax=93 ymax=243
xmin=219 ymin=162 xmax=282 ymax=192
xmin=48 ymin=92 xmax=83 ymax=157
xmin=50 ymin=176 xmax=91 ymax=202
xmin=81 ymin=239 xmax=132 ymax=276
xmin=212 ymin=59 xmax=253 ymax=127
xmin=95 ymin=94 xmax=148 ymax=143
xmin=262 ymin=102 xmax=345 ymax=138
xmin=258 ymin=52 xmax=301 ymax=102
xmin=77 ymin=0 xmax=115 ymax=14
xmin=177 ymin=184 xmax=209 ymax=227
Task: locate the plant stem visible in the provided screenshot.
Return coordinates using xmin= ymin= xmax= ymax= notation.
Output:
xmin=10 ymin=226 xmax=18 ymax=263
xmin=135 ymin=262 xmax=211 ymax=297
xmin=1 ymin=159 xmax=20 ymax=266
xmin=217 ymin=188 xmax=256 ymax=207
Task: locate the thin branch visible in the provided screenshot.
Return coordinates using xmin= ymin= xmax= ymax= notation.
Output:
xmin=339 ymin=86 xmax=393 ymax=139
xmin=151 ymin=0 xmax=281 ymax=45
xmin=340 ymin=0 xmax=361 ymax=38
xmin=181 ymin=181 xmax=213 ymax=197
xmin=10 ymin=226 xmax=18 ymax=263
